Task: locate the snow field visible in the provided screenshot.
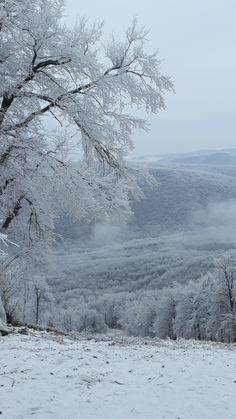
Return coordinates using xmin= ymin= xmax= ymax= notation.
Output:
xmin=1 ymin=331 xmax=236 ymax=419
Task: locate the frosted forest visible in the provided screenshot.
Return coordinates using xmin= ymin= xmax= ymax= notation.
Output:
xmin=1 ymin=0 xmax=236 ymax=345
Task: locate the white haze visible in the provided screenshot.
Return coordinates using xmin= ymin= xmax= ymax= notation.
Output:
xmin=92 ymin=222 xmax=128 ymax=246
xmin=173 ymin=200 xmax=236 ymax=251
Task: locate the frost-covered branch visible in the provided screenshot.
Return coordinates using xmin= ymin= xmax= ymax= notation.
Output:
xmin=0 ymin=0 xmax=173 ymax=251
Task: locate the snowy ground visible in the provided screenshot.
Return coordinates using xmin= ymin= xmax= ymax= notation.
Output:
xmin=1 ymin=330 xmax=236 ymax=419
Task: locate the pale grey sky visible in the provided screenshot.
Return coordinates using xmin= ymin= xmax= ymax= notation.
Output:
xmin=64 ymin=0 xmax=236 ymax=156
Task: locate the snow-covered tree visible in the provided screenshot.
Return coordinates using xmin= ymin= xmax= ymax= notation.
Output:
xmin=153 ymin=289 xmax=177 ymax=339
xmin=0 ymin=224 xmax=15 ymax=332
xmin=0 ymin=264 xmax=22 ymax=323
xmin=206 ymin=257 xmax=236 ymax=342
xmin=31 ymin=275 xmax=53 ymax=325
xmin=119 ymin=294 xmax=157 ymax=337
xmin=174 ymin=288 xmax=200 ymax=339
xmin=0 ymin=0 xmax=173 ymax=256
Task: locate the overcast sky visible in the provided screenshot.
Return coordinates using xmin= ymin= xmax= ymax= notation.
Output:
xmin=64 ymin=0 xmax=236 ymax=156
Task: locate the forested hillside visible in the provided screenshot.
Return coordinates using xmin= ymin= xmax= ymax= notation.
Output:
xmin=44 ymin=160 xmax=236 ymax=341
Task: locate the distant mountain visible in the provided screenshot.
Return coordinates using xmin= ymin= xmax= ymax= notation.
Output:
xmin=171 ymin=152 xmax=236 ymax=165
xmin=132 ymin=149 xmax=236 ymax=166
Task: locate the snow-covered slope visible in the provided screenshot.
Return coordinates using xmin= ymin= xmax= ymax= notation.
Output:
xmin=1 ymin=330 xmax=236 ymax=419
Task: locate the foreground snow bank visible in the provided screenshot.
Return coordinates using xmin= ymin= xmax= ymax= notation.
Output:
xmin=1 ymin=329 xmax=236 ymax=419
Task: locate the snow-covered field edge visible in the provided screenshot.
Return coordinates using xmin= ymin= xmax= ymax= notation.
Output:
xmin=1 ymin=328 xmax=236 ymax=419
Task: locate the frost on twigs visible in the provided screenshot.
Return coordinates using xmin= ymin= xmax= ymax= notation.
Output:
xmin=0 ymin=229 xmax=18 ymax=256
xmin=0 ymin=0 xmax=173 ymax=252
